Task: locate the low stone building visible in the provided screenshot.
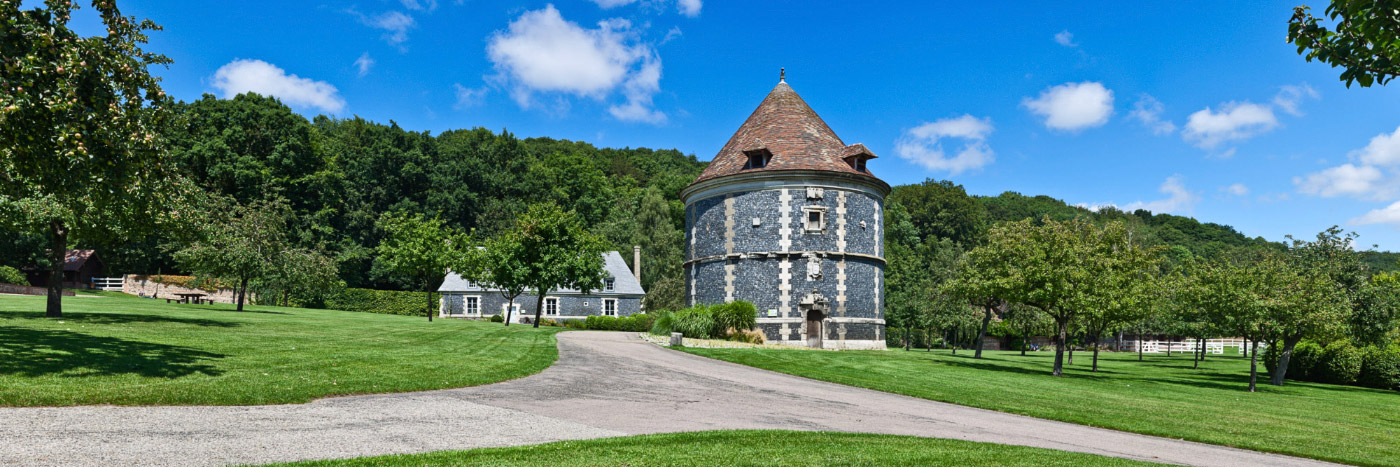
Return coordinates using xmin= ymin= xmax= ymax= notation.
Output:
xmin=682 ymin=74 xmax=888 ymax=349
xmin=437 ymin=250 xmax=645 ymax=322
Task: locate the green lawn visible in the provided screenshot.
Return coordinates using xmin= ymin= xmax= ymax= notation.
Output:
xmin=681 ymin=347 xmax=1399 ymax=467
xmin=0 ymin=291 xmax=562 ymax=406
xmin=270 ymin=430 xmax=1162 ymax=466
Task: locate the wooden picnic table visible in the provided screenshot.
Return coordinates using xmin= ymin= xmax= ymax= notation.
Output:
xmin=172 ymin=293 xmax=207 ymax=304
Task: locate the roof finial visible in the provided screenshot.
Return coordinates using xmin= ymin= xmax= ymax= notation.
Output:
xmin=779 ymin=67 xmax=785 ymax=83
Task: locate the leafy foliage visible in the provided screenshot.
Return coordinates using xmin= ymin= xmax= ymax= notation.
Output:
xmin=0 ymin=265 xmax=27 ymax=286
xmin=174 ymin=198 xmax=292 ymax=310
xmin=374 ymin=212 xmax=466 ymax=321
xmin=1288 ymin=1 xmax=1400 ymax=87
xmin=582 ymin=313 xmax=655 ymax=332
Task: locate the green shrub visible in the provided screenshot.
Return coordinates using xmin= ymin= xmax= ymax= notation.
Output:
xmin=582 ymin=313 xmax=656 ymax=332
xmin=0 ymin=266 xmax=28 ymax=286
xmin=489 ymin=314 xmax=504 ymax=323
xmin=671 ymin=307 xmax=717 ymax=339
xmin=1266 ymin=341 xmax=1324 ymax=381
xmin=713 ymin=301 xmax=757 ymax=333
xmin=1358 ymin=345 xmax=1400 ymax=391
xmin=649 ymin=311 xmax=674 ymax=336
xmin=324 ymin=288 xmax=439 ymax=316
xmin=1316 ymin=342 xmax=1364 ymax=385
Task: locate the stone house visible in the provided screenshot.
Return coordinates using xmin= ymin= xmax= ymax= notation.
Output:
xmin=437 ymin=250 xmax=645 ymax=322
xmin=681 ymin=74 xmax=888 ymax=349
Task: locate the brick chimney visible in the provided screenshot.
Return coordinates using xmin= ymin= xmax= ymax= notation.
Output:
xmin=633 ymin=245 xmax=642 ymax=282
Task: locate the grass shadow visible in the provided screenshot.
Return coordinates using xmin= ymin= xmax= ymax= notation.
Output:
xmin=0 ymin=311 xmax=241 ymax=328
xmin=0 ymin=327 xmax=224 ymax=378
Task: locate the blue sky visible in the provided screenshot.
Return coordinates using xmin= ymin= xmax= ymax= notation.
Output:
xmin=57 ymin=0 xmax=1400 ymax=251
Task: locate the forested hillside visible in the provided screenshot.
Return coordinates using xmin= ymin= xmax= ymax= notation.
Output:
xmin=1 ymin=92 xmax=1392 ymax=305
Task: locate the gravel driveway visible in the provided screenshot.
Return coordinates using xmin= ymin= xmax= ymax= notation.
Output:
xmin=0 ymin=331 xmax=1336 ymax=466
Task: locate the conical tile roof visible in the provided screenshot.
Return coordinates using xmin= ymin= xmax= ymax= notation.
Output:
xmin=691 ymin=81 xmax=881 ymax=185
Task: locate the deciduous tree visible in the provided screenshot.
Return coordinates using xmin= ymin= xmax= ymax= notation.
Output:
xmin=375 ymin=212 xmax=465 ymax=322
xmin=0 ymin=0 xmax=176 ymax=317
xmin=175 ymin=198 xmax=289 ymax=311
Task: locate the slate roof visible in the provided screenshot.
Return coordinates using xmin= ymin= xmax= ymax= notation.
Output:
xmin=690 ymin=80 xmax=881 ymax=185
xmin=438 ymin=251 xmax=645 ymax=295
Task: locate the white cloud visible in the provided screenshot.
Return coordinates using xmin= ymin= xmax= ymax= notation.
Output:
xmin=677 ymin=0 xmax=702 ymax=16
xmin=350 ymin=9 xmax=415 ymax=48
xmin=453 ymin=83 xmax=487 ymax=109
xmin=1224 ymin=183 xmax=1249 ymax=196
xmin=1294 ymin=163 xmax=1391 ymax=200
xmin=1122 ymin=175 xmax=1201 ymax=215
xmin=1129 ymin=94 xmax=1175 ymax=136
xmin=487 ymin=5 xmax=666 ymax=123
xmin=1354 ymin=125 xmax=1400 ymax=167
xmin=400 ymin=0 xmax=438 ymax=11
xmin=1181 ymin=101 xmax=1277 ymax=149
xmin=893 ymin=115 xmax=995 ymax=175
xmin=1272 ymin=83 xmax=1318 ymax=116
xmin=1022 ymin=81 xmax=1114 ymax=131
xmin=1351 ymin=201 xmax=1400 ymax=226
xmin=353 ymin=52 xmax=374 ymax=77
xmin=1054 ymin=30 xmax=1077 ymax=47
xmin=210 ymin=59 xmax=346 ymax=113
xmin=591 ymin=0 xmax=638 ymax=7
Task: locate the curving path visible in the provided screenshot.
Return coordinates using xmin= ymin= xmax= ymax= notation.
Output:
xmin=0 ymin=331 xmax=1337 ymax=466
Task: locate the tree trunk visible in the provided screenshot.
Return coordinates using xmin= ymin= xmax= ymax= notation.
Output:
xmin=1248 ymin=340 xmax=1260 ymax=392
xmin=504 ymin=296 xmax=513 ymax=326
xmin=425 ymin=278 xmax=433 ymax=322
xmin=46 ymin=221 xmax=67 ymax=318
xmin=1137 ymin=331 xmax=1144 ymax=362
xmin=1091 ymin=333 xmax=1100 ymax=372
xmin=1052 ymin=319 xmax=1068 ymax=376
xmin=532 ymin=289 xmax=546 ymax=328
xmin=237 ymin=276 xmax=248 ymax=311
xmin=1166 ymin=336 xmax=1172 ymax=357
xmin=1193 ymin=337 xmax=1201 ymax=369
xmin=1270 ymin=336 xmax=1303 ymax=386
xmin=1067 ymin=333 xmax=1075 ymax=365
xmin=948 ymin=328 xmax=954 ymax=355
xmin=1020 ymin=327 xmax=1028 ymax=356
xmin=1199 ymin=337 xmax=1207 ymax=361
xmin=904 ymin=324 xmax=911 ymax=351
xmin=974 ymin=306 xmax=992 ymax=359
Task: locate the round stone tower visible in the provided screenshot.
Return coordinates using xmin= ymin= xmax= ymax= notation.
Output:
xmin=681 ymin=76 xmax=889 ymax=349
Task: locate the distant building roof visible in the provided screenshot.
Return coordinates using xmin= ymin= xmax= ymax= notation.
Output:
xmin=689 ymin=80 xmax=883 ymax=186
xmin=438 ymin=251 xmax=645 ymax=295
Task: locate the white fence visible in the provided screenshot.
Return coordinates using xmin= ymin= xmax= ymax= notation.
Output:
xmin=93 ymin=277 xmax=124 ymax=291
xmin=1125 ymin=338 xmax=1265 ymax=356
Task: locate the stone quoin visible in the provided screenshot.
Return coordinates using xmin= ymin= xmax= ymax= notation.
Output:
xmin=682 ymin=73 xmax=889 ymax=349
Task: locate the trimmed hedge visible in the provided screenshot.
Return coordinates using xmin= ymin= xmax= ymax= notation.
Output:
xmin=0 ymin=266 xmax=27 ymax=286
xmin=1359 ymin=346 xmax=1400 ymax=391
xmin=324 ymin=288 xmax=440 ymax=316
xmin=583 ymin=313 xmax=656 ymax=332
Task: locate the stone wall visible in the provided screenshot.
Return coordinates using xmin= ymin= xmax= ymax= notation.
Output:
xmin=121 ymin=274 xmax=245 ymax=304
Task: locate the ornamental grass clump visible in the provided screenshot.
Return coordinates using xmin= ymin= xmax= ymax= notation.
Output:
xmin=670 ymin=307 xmax=718 ymax=339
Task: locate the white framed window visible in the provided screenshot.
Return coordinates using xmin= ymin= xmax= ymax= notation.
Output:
xmin=804 ymin=207 xmax=826 ymax=233
xmin=502 ymin=302 xmax=520 ymax=320
xmin=604 ymin=278 xmax=616 ymax=292
xmin=545 ymin=297 xmax=559 ymax=316
xmin=603 ymin=298 xmax=618 ymax=316
xmin=464 ymin=296 xmax=480 ymax=316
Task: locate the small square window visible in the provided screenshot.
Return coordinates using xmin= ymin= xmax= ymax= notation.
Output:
xmin=743 ymin=148 xmax=771 ymax=169
xmin=804 ymin=207 xmax=825 ymax=233
xmin=605 ymin=278 xmax=616 ymax=292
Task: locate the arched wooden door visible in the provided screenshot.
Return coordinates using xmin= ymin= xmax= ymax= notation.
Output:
xmin=805 ymin=309 xmax=825 ymax=349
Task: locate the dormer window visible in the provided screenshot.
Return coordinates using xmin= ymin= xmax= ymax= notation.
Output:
xmin=604 ymin=277 xmax=616 ymax=292
xmin=845 ymin=155 xmax=869 ymax=172
xmin=743 ymin=148 xmax=772 ymax=169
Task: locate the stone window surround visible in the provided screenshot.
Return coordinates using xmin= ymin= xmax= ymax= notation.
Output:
xmin=803 ymin=206 xmax=827 ymax=233
xmin=604 ymin=277 xmax=615 ymax=292
xmin=603 ymin=298 xmax=618 ymax=316
xmin=545 ymin=296 xmax=559 ymax=315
